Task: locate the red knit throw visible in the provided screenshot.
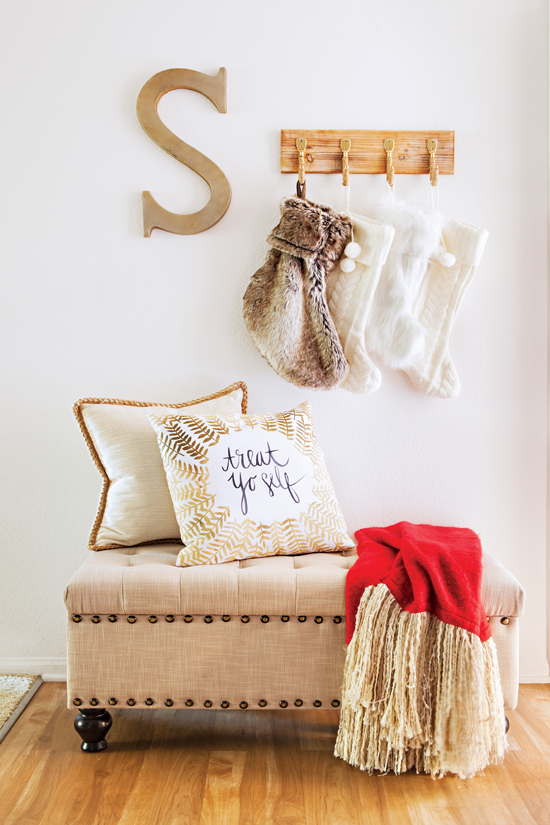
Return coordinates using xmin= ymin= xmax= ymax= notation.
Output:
xmin=346 ymin=522 xmax=490 ymax=645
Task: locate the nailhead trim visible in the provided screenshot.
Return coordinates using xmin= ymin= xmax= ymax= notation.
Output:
xmin=222 ymin=615 xmax=231 ymax=622
xmin=72 ymin=615 xmax=82 ymax=623
xmin=239 ymin=701 xmax=248 ymax=709
xmin=91 ymin=616 xmax=101 ymax=624
xmin=90 ymin=698 xmax=99 ymax=706
xmin=73 ymin=698 xmax=82 ymax=706
xmin=165 ymin=699 xmax=174 ymax=707
xmin=298 ymin=616 xmax=307 ymax=623
xmin=109 ymin=698 xmax=117 ymax=706
xmin=313 ymin=700 xmax=322 ymax=708
xmin=127 ymin=616 xmax=137 ymax=624
xmin=258 ymin=699 xmax=267 ymax=707
xmin=331 ymin=700 xmax=340 ymax=708
xmin=204 ymin=615 xmax=213 ymax=624
xmin=166 ymin=615 xmax=175 ymax=623
xmin=333 ymin=616 xmax=342 ymax=624
xmin=149 ymin=616 xmax=158 ymax=624
xmin=279 ymin=700 xmax=288 ymax=708
xmin=501 ymin=617 xmax=510 ymax=625
xmin=314 ymin=616 xmax=323 ymax=624
xmin=204 ymin=700 xmax=213 ymax=708
xmin=294 ymin=699 xmax=303 ymax=707
xmin=184 ymin=615 xmax=193 ymax=623
xmin=145 ymin=698 xmax=154 ymax=706
xmin=221 ymin=701 xmax=230 ymax=708
xmin=281 ymin=616 xmax=289 ymax=622
xmin=185 ymin=699 xmax=194 ymax=707
xmin=108 ymin=615 xmax=118 ymax=623
xmin=241 ymin=616 xmax=250 ymax=623
xmin=261 ymin=615 xmax=269 ymax=623
xmin=127 ymin=698 xmax=136 ymax=706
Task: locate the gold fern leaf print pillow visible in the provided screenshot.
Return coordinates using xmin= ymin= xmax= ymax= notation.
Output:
xmin=148 ymin=402 xmax=353 ymax=566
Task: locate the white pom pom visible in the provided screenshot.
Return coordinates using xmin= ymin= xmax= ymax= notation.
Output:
xmin=344 ymin=241 xmax=362 ymax=259
xmin=439 ymin=252 xmax=456 ymax=267
xmin=340 ymin=257 xmax=356 ymax=273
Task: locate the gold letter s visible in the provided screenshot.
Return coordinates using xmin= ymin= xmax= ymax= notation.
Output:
xmin=136 ymin=67 xmax=231 ymax=236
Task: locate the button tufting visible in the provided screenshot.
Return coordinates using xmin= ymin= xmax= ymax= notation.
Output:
xmin=145 ymin=698 xmax=154 ymax=706
xmin=281 ymin=616 xmax=290 ymax=622
xmin=165 ymin=699 xmax=174 ymax=707
xmin=127 ymin=616 xmax=137 ymax=624
xmin=294 ymin=699 xmax=303 ymax=707
xmin=72 ymin=615 xmax=82 ymax=623
xmin=108 ymin=615 xmax=118 ymax=623
xmin=298 ymin=616 xmax=307 ymax=623
xmin=204 ymin=700 xmax=213 ymax=708
xmin=149 ymin=616 xmax=158 ymax=624
xmin=314 ymin=616 xmax=323 ymax=624
xmin=258 ymin=699 xmax=267 ymax=707
xmin=333 ymin=616 xmax=342 ymax=624
xmin=185 ymin=699 xmax=194 ymax=707
xmin=221 ymin=701 xmax=230 ymax=709
xmin=331 ymin=700 xmax=340 ymax=708
xmin=91 ymin=616 xmax=101 ymax=624
xmin=313 ymin=700 xmax=322 ymax=707
xmin=279 ymin=700 xmax=288 ymax=708
xmin=261 ymin=615 xmax=269 ymax=623
xmin=184 ymin=615 xmax=193 ymax=623
xmin=73 ymin=698 xmax=82 ymax=706
xmin=239 ymin=701 xmax=248 ymax=709
xmin=108 ymin=698 xmax=117 ymax=706
xmin=204 ymin=615 xmax=213 ymax=624
xmin=165 ymin=615 xmax=175 ymax=623
xmin=222 ymin=615 xmax=231 ymax=622
xmin=127 ymin=698 xmax=136 ymax=706
xmin=241 ymin=616 xmax=250 ymax=623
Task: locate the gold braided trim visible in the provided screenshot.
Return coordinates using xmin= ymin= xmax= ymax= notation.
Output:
xmin=73 ymin=381 xmax=248 ymax=552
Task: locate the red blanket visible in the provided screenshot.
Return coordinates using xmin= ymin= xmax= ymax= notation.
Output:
xmin=346 ymin=522 xmax=490 ymax=644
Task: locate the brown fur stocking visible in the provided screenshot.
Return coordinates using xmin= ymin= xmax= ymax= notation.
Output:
xmin=243 ymin=197 xmax=352 ymax=389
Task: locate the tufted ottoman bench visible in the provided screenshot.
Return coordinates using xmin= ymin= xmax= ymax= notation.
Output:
xmin=64 ymin=544 xmax=524 ymax=751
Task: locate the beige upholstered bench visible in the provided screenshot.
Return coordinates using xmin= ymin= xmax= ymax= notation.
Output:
xmin=65 ymin=544 xmax=524 ymax=752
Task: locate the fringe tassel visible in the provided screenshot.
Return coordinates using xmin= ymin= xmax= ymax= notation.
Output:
xmin=334 ymin=584 xmax=507 ymax=779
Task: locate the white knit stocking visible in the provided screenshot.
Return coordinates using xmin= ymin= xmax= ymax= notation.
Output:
xmin=404 ymin=218 xmax=488 ymax=399
xmin=326 ymin=214 xmax=394 ymax=394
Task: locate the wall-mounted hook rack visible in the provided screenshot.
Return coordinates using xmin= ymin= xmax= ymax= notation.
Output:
xmin=280 ymin=130 xmax=454 ymax=176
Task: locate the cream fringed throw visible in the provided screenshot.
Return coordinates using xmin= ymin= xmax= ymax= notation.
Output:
xmin=335 ymin=524 xmax=507 ymax=779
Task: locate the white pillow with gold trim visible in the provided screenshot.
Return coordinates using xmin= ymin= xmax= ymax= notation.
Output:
xmin=74 ymin=382 xmax=247 ymax=551
xmin=148 ymin=401 xmax=353 ymax=566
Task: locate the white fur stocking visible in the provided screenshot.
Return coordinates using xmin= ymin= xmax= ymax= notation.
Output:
xmin=365 ymin=193 xmax=444 ymax=369
xmin=404 ymin=219 xmax=488 ymax=398
xmin=326 ymin=214 xmax=394 ymax=394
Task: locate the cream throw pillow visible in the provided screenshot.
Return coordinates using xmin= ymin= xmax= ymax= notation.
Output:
xmin=148 ymin=401 xmax=353 ymax=566
xmin=74 ymin=382 xmax=247 ymax=550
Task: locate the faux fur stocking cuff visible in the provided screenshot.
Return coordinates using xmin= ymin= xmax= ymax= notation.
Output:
xmin=267 ymin=197 xmax=351 ymax=262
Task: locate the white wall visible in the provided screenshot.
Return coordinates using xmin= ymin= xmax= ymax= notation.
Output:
xmin=0 ymin=0 xmax=548 ymax=682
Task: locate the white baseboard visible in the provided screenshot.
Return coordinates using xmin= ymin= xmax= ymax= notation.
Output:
xmin=0 ymin=658 xmax=67 ymax=682
xmin=519 ymin=658 xmax=550 ymax=683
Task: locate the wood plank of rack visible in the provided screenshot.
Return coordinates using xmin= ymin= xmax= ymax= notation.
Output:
xmin=281 ymin=130 xmax=454 ymax=175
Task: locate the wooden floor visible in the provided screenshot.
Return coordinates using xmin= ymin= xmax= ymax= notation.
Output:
xmin=0 ymin=683 xmax=549 ymax=825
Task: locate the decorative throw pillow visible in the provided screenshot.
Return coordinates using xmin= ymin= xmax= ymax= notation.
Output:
xmin=74 ymin=382 xmax=247 ymax=551
xmin=148 ymin=401 xmax=353 ymax=566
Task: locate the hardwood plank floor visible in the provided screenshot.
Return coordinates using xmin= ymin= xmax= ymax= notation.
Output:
xmin=0 ymin=683 xmax=549 ymax=825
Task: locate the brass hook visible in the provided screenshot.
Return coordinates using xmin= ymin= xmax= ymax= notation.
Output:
xmin=427 ymin=139 xmax=438 ymax=187
xmin=296 ymin=138 xmax=307 ymax=185
xmin=341 ymin=139 xmax=351 ymax=186
xmin=384 ymin=139 xmax=395 ymax=189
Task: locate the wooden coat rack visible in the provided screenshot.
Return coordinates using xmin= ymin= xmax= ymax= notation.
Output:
xmin=280 ymin=130 xmax=454 ymax=177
